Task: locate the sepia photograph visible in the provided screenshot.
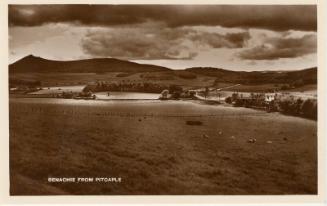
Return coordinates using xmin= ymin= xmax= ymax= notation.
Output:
xmin=7 ymin=3 xmax=320 ymax=197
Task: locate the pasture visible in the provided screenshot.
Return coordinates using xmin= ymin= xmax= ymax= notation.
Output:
xmin=9 ymin=98 xmax=317 ymax=195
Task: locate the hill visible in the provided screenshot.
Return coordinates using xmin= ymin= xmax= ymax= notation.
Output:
xmin=9 ymin=55 xmax=171 ymax=73
xmin=9 ymin=55 xmax=317 ymax=89
xmin=185 ymin=67 xmax=317 ymax=85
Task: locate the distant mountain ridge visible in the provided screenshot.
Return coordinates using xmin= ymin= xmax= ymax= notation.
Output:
xmin=9 ymin=55 xmax=171 ymax=73
xmin=185 ymin=67 xmax=317 ymax=84
xmin=9 ymin=55 xmax=317 ymax=85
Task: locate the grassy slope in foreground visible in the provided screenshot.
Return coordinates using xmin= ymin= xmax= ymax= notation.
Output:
xmin=10 ymin=99 xmax=317 ymax=195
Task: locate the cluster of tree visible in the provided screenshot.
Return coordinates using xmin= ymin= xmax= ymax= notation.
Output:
xmin=160 ymin=89 xmax=197 ymax=100
xmin=225 ymin=93 xmax=267 ymax=108
xmin=278 ymin=98 xmax=317 ymax=120
xmin=59 ymin=91 xmax=95 ymax=99
xmin=168 ymin=85 xmax=184 ymax=99
xmin=83 ymin=81 xmax=184 ymax=95
xmin=225 ymin=93 xmax=317 ymax=120
xmin=83 ymin=81 xmax=167 ymax=93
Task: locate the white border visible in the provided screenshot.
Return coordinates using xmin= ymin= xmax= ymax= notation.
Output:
xmin=0 ymin=0 xmax=325 ymax=205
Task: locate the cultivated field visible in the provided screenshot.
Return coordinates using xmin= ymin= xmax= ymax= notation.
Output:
xmin=10 ymin=98 xmax=317 ymax=195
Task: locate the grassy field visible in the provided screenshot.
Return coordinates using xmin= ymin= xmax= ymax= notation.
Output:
xmin=9 ymin=98 xmax=317 ymax=195
xmin=10 ymin=72 xmax=216 ymax=88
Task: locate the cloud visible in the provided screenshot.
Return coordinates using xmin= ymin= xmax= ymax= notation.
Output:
xmin=81 ymin=26 xmax=194 ymax=60
xmin=80 ymin=24 xmax=250 ymax=60
xmin=9 ymin=5 xmax=316 ymax=31
xmin=190 ymin=32 xmax=250 ymax=48
xmin=237 ymin=34 xmax=316 ymax=60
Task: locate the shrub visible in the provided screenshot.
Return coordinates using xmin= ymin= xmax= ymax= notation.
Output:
xmin=225 ymin=96 xmax=232 ymax=104
xmin=279 ymin=99 xmax=295 ymax=114
xmin=189 ymin=90 xmax=196 ymax=98
xmin=234 ymin=99 xmax=245 ymax=107
xmin=171 ymin=91 xmax=182 ymax=99
xmin=267 ymin=100 xmax=278 ymax=112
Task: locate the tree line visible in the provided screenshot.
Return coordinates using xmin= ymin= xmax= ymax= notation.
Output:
xmin=83 ymin=81 xmax=184 ymax=95
xmin=225 ymin=93 xmax=317 ymax=120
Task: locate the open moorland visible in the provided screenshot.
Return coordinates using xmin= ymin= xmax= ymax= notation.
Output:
xmin=10 ymin=98 xmax=317 ymax=195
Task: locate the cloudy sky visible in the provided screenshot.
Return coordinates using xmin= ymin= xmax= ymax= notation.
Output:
xmin=9 ymin=5 xmax=317 ymax=71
